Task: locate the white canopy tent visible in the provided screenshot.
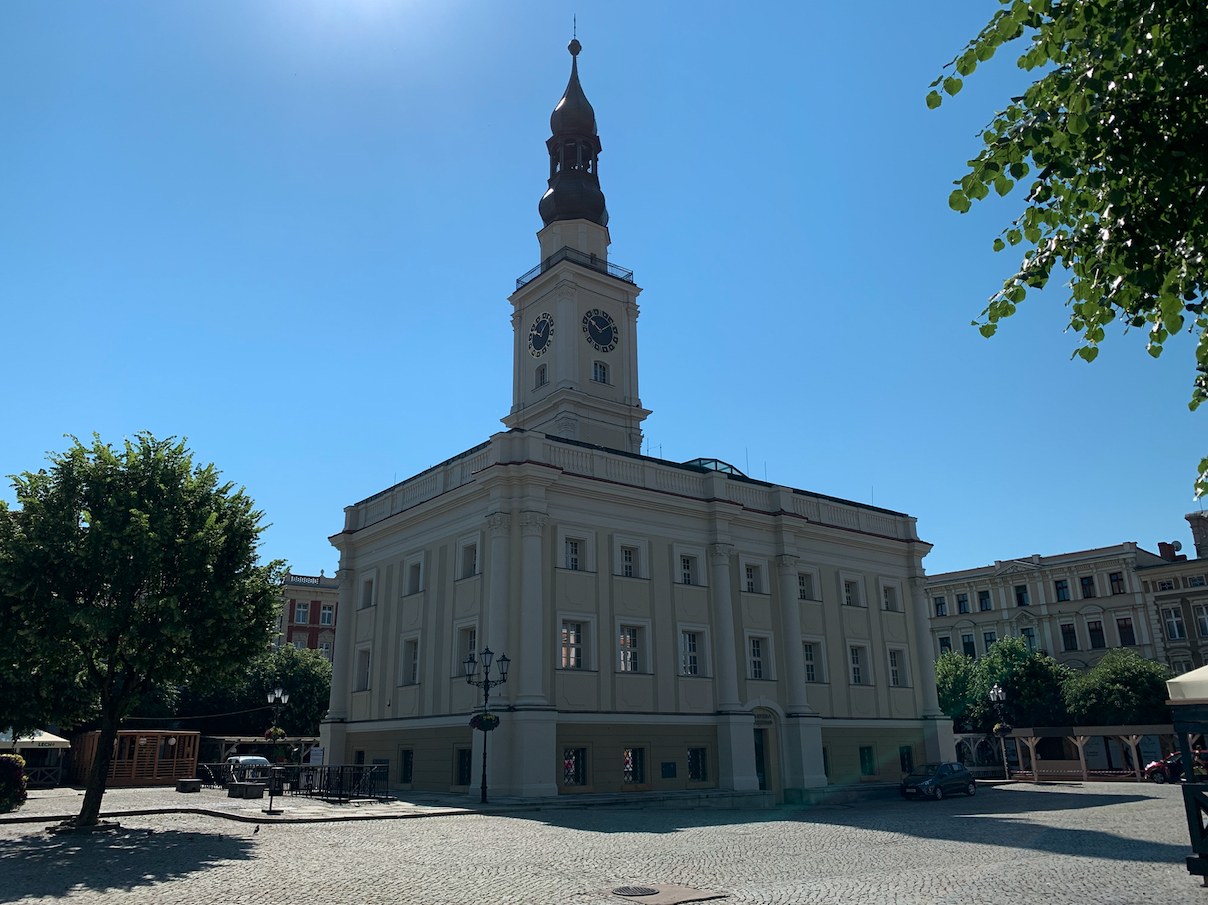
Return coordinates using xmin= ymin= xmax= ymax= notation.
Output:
xmin=0 ymin=729 xmax=70 ymax=749
xmin=1167 ymin=664 xmax=1208 ymax=703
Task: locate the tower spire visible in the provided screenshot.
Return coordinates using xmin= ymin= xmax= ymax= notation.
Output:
xmin=538 ymin=39 xmax=608 ymax=227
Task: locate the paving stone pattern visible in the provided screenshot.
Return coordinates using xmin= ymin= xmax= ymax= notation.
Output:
xmin=0 ymin=783 xmax=1201 ymax=905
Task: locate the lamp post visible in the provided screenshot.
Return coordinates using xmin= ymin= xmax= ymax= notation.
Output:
xmin=267 ymin=687 xmax=289 ymax=757
xmin=464 ymin=647 xmax=509 ymax=804
xmin=989 ymin=683 xmax=1008 ymax=780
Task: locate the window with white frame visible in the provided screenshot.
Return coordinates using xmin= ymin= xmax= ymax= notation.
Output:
xmin=887 ymin=648 xmax=908 ymax=687
xmin=843 ymin=579 xmax=861 ymax=607
xmin=295 ymin=602 xmax=309 ymax=624
xmin=360 ymin=578 xmax=375 ymax=610
xmin=618 ymin=625 xmax=641 ymax=672
xmin=1195 ymin=605 xmax=1208 ymax=638
xmin=565 ymin=539 xmax=582 ymax=571
xmin=320 ymin=603 xmax=334 ymax=626
xmin=681 ymin=555 xmax=697 ymax=585
xmin=1173 ymin=660 xmax=1193 ymax=674
xmin=744 ymin=564 xmax=762 ymax=593
xmin=802 ymin=642 xmax=818 ymax=682
xmin=681 ymin=631 xmax=701 ymax=675
xmin=293 ymin=639 xmax=307 ymax=651
xmin=457 ymin=625 xmax=477 ymax=670
xmin=534 ymin=364 xmax=547 ymax=388
xmin=318 ymin=640 xmax=332 ymax=661
xmin=748 ymin=636 xmax=769 ymax=679
xmin=355 ymin=648 xmax=371 ymax=691
xmin=1191 ymin=576 xmax=1207 ymax=588
xmin=798 ymin=573 xmax=815 ymax=601
xmin=978 ymin=590 xmax=992 ymax=611
xmin=561 ymin=621 xmax=584 ymax=669
xmin=459 ymin=542 xmax=478 ymax=579
xmin=400 ymin=637 xmax=419 ymax=685
xmin=405 ymin=558 xmax=423 ymax=595
xmin=1158 ymin=579 xmax=1176 ymax=592
xmin=849 ymin=645 xmax=866 ymax=685
xmin=621 ymin=546 xmax=638 ymax=578
xmin=1164 ymin=607 xmax=1187 ymax=640
xmin=592 ymin=361 xmax=609 ymax=384
xmin=558 ymin=526 xmax=597 ymax=573
xmin=882 ymin=585 xmax=899 ymax=611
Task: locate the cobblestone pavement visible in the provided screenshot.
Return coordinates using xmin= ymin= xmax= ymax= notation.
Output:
xmin=0 ymin=782 xmax=1200 ymax=904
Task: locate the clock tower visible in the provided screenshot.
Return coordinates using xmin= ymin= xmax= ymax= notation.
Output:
xmin=503 ymin=39 xmax=650 ymax=454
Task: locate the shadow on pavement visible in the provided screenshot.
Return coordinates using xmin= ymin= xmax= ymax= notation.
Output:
xmin=496 ymin=786 xmax=1189 ymax=864
xmin=0 ymin=828 xmax=254 ymax=902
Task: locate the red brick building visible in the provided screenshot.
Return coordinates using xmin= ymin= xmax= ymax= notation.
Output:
xmin=278 ymin=571 xmax=340 ymax=662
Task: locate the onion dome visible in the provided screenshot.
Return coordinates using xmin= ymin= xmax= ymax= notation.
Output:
xmin=539 ymin=39 xmax=609 ymax=227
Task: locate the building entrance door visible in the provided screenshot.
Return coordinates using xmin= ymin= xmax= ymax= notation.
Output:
xmin=753 ymin=728 xmax=768 ymax=791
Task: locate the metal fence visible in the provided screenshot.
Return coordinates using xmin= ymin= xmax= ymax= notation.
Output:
xmin=516 ymin=245 xmax=635 ymax=290
xmin=196 ymin=763 xmax=389 ymax=802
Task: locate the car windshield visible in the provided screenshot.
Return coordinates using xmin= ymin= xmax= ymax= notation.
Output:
xmin=908 ymin=764 xmax=941 ymax=777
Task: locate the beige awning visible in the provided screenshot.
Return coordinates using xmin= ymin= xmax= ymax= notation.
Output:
xmin=0 ymin=729 xmax=71 ymax=749
xmin=1167 ymin=664 xmax=1208 ymax=703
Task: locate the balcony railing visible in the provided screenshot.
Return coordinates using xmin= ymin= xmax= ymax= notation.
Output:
xmin=516 ymin=245 xmax=634 ymax=290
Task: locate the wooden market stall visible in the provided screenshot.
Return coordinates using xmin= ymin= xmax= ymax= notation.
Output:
xmin=0 ymin=729 xmax=70 ymax=787
xmin=71 ymin=730 xmax=199 ymax=787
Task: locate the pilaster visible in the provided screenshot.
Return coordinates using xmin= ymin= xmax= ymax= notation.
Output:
xmin=517 ymin=511 xmax=550 ymax=706
xmin=319 ymin=561 xmax=356 ymax=764
xmin=909 ymin=576 xmax=956 ymax=763
xmin=708 ymin=543 xmax=741 ymax=710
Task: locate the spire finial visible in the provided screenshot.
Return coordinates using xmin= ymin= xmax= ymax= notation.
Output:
xmin=573 ymin=15 xmax=576 ymax=40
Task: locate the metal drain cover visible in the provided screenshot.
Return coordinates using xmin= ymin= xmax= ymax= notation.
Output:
xmin=613 ymin=887 xmax=659 ymax=898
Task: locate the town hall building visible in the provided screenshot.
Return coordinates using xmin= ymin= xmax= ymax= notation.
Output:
xmin=320 ymin=40 xmax=953 ymax=801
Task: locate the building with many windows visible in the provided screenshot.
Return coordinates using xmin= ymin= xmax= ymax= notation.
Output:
xmin=277 ymin=571 xmax=340 ymax=662
xmin=1136 ymin=512 xmax=1208 ymax=674
xmin=925 ymin=544 xmax=1167 ymax=669
xmin=320 ymin=41 xmax=953 ymax=801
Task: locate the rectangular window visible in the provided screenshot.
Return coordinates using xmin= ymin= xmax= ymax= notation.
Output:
xmin=402 ymin=638 xmax=419 ymax=685
xmin=564 ymin=539 xmax=581 ymax=571
xmin=320 ymin=604 xmax=334 ymax=626
xmin=592 ymin=361 xmax=608 ymax=383
xmin=939 ymin=636 xmax=952 ymax=654
xmin=1164 ymin=607 xmax=1187 ymax=640
xmin=681 ymin=556 xmax=696 ymax=586
xmin=983 ymin=631 xmax=997 ymax=651
xmin=561 ymin=621 xmax=584 ymax=669
xmin=749 ymin=637 xmax=765 ymax=679
xmin=294 ymin=602 xmax=309 ymax=624
xmin=934 ymin=596 xmax=947 ymax=617
xmin=889 ymin=650 xmax=902 ymax=687
xmin=849 ymin=646 xmax=863 ymax=684
xmin=1061 ymin=623 xmax=1079 ymax=651
xmin=1015 ymin=585 xmax=1030 ymax=606
xmin=1021 ymin=627 xmax=1037 ymax=651
xmin=622 ymin=747 xmax=645 ymax=784
xmin=355 ymin=648 xmax=371 ymax=691
xmin=687 ymin=747 xmax=708 ymax=782
xmin=1158 ymin=579 xmax=1176 ymax=592
xmin=293 ymin=638 xmax=307 ymax=651
xmin=1054 ymin=579 xmax=1070 ymax=602
xmin=956 ymin=593 xmax=969 ymax=614
xmin=619 ymin=625 xmax=640 ymax=672
xmin=1117 ymin=617 xmax=1136 ymax=646
xmin=621 ymin=546 xmax=637 ymax=578
xmin=1190 ymin=576 xmax=1207 ymax=588
xmin=407 ymin=562 xmax=422 ymax=596
xmin=1195 ymin=605 xmax=1208 ymax=638
xmin=461 ymin=543 xmax=477 ymax=579
xmin=803 ymin=642 xmax=817 ymax=682
xmin=1174 ymin=660 xmax=1193 ymax=674
xmin=962 ymin=634 xmax=976 ymax=657
xmin=360 ymin=579 xmax=375 ymax=609
xmin=1087 ymin=620 xmax=1106 ymax=649
xmin=1110 ymin=572 xmax=1126 ymax=595
xmin=745 ymin=564 xmax=760 ymax=593
xmin=859 ymin=746 xmax=876 ymax=777
xmin=799 ymin=573 xmax=815 ymax=601
xmin=681 ymin=631 xmax=699 ymax=675
xmin=978 ymin=590 xmax=992 ymax=611
xmin=844 ymin=580 xmax=860 ymax=607
xmin=882 ymin=586 xmax=898 ymax=611
xmin=535 ymin=364 xmax=547 ymax=387
xmin=1080 ymin=576 xmax=1097 ymax=598
xmin=899 ymin=745 xmax=914 ymax=774
xmin=456 ymin=749 xmax=472 ymax=786
xmin=400 ymin=749 xmax=414 ymax=784
xmin=319 ymin=641 xmax=332 ymax=661
xmin=563 ymin=748 xmax=587 ymax=786
xmin=459 ymin=626 xmax=477 ymax=667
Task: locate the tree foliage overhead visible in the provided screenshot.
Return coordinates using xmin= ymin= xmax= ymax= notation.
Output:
xmin=1064 ymin=647 xmax=1172 ymax=724
xmin=0 ymin=433 xmax=283 ymax=825
xmin=929 ymin=1 xmax=1208 ymax=492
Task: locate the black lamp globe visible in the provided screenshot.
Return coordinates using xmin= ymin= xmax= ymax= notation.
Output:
xmin=464 ymin=653 xmax=477 ymax=678
xmin=481 ymin=647 xmax=494 ymax=671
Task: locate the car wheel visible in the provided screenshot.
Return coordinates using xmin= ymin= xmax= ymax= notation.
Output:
xmin=966 ymin=781 xmax=976 ymax=796
xmin=933 ymin=786 xmax=944 ymax=801
xmin=1151 ymin=772 xmax=1166 ymax=784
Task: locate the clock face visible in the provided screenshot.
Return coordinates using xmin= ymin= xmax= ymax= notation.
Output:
xmin=581 ymin=308 xmax=618 ymax=352
xmin=528 ymin=312 xmax=554 ymax=357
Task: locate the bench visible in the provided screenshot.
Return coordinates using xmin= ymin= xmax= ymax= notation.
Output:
xmin=227 ymin=782 xmax=266 ymax=799
xmin=176 ymin=778 xmax=203 ymax=793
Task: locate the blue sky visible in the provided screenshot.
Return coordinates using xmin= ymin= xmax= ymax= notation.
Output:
xmin=1 ymin=1 xmax=1202 ymax=575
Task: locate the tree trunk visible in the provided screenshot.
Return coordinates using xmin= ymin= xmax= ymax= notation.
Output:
xmin=76 ymin=710 xmax=120 ymax=826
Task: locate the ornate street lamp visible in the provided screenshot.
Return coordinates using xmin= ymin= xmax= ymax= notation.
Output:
xmin=989 ymin=683 xmax=1008 ymax=779
xmin=267 ymin=687 xmax=290 ymax=747
xmin=464 ymin=647 xmax=509 ymax=804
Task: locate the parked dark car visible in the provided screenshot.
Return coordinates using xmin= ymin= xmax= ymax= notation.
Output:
xmin=900 ymin=762 xmax=976 ymax=800
xmin=1146 ymin=750 xmax=1208 ymax=783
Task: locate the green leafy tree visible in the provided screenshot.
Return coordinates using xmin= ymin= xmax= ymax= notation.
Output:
xmin=1065 ymin=648 xmax=1172 ymax=724
xmin=248 ymin=645 xmax=331 ymax=737
xmin=935 ymin=650 xmax=981 ymax=730
xmin=934 ymin=637 xmax=1072 ymax=731
xmin=0 ymin=434 xmax=283 ymax=827
xmin=929 ymin=1 xmax=1208 ymax=493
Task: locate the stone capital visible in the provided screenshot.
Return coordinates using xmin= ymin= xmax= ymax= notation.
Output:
xmin=776 ymin=554 xmax=800 ymax=575
xmin=518 ymin=511 xmax=548 ymax=536
xmin=336 ymin=568 xmax=355 ymax=589
xmin=708 ymin=543 xmax=734 ymax=564
xmin=486 ymin=512 xmax=512 ymax=538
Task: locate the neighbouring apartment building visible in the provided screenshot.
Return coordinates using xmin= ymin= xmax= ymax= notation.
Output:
xmin=320 ymin=40 xmax=953 ymax=802
xmin=925 ymin=543 xmax=1167 ymax=669
xmin=278 ymin=571 xmax=340 ymax=662
xmin=1135 ymin=512 xmax=1208 ymax=674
